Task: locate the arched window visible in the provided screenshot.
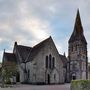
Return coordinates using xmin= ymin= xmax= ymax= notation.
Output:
xmin=52 ymin=57 xmax=55 ymax=68
xmin=46 ymin=55 xmax=55 ymax=69
xmin=49 ymin=54 xmax=52 ymax=69
xmin=46 ymin=56 xmax=48 ymax=68
xmin=28 ymin=70 xmax=30 ymax=79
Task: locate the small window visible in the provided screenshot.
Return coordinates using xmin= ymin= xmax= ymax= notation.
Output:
xmin=28 ymin=70 xmax=30 ymax=79
xmin=52 ymin=57 xmax=55 ymax=68
xmin=49 ymin=54 xmax=52 ymax=69
xmin=46 ymin=56 xmax=48 ymax=68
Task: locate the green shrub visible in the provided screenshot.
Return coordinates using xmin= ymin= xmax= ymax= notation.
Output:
xmin=5 ymin=78 xmax=11 ymax=84
xmin=71 ymin=80 xmax=90 ymax=90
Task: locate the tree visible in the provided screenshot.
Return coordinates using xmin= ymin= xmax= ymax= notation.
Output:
xmin=88 ymin=63 xmax=90 ymax=79
xmin=2 ymin=61 xmax=17 ymax=85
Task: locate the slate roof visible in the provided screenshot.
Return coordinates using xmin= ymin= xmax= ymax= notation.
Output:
xmin=3 ymin=36 xmax=59 ymax=64
xmin=59 ymin=54 xmax=67 ymax=63
xmin=69 ymin=32 xmax=87 ymax=44
xmin=3 ymin=52 xmax=16 ymax=63
xmin=59 ymin=54 xmax=67 ymax=67
xmin=26 ymin=36 xmax=52 ymax=62
xmin=16 ymin=45 xmax=32 ymax=62
xmin=69 ymin=10 xmax=87 ymax=44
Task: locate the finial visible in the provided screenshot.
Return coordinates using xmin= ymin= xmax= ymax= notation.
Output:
xmin=4 ymin=49 xmax=5 ymax=53
xmin=64 ymin=52 xmax=66 ymax=56
xmin=77 ymin=8 xmax=79 ymax=12
xmin=15 ymin=41 xmax=17 ymax=46
xmin=77 ymin=8 xmax=80 ymax=17
xmin=49 ymin=36 xmax=52 ymax=38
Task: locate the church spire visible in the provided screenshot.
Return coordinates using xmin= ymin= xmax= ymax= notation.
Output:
xmin=69 ymin=9 xmax=87 ymax=44
xmin=74 ymin=9 xmax=83 ymax=34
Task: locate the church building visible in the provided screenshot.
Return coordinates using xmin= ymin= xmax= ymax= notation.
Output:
xmin=2 ymin=10 xmax=88 ymax=84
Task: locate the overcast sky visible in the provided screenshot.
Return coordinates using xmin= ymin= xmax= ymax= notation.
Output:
xmin=0 ymin=0 xmax=90 ymax=62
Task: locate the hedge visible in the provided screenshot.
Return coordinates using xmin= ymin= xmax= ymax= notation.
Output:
xmin=71 ymin=80 xmax=90 ymax=90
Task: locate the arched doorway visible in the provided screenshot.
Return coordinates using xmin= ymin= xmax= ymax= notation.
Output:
xmin=16 ymin=72 xmax=20 ymax=82
xmin=47 ymin=74 xmax=50 ymax=84
xmin=72 ymin=76 xmax=76 ymax=80
xmin=72 ymin=73 xmax=76 ymax=80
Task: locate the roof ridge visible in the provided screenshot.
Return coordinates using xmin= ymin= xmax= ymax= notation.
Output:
xmin=26 ymin=36 xmax=53 ymax=62
xmin=33 ymin=36 xmax=52 ymax=49
xmin=4 ymin=52 xmax=14 ymax=54
xmin=17 ymin=45 xmax=32 ymax=48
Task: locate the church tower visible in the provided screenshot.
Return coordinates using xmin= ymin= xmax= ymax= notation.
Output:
xmin=68 ymin=10 xmax=88 ymax=80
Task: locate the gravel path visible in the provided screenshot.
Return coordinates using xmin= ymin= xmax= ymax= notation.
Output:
xmin=0 ymin=84 xmax=70 ymax=90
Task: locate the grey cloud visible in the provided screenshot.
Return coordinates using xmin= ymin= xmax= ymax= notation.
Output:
xmin=0 ymin=0 xmax=90 ymax=62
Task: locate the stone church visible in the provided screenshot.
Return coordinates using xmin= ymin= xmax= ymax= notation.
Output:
xmin=2 ymin=10 xmax=88 ymax=84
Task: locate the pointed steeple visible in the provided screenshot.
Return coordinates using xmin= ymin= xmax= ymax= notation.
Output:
xmin=69 ymin=9 xmax=87 ymax=44
xmin=74 ymin=9 xmax=83 ymax=34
